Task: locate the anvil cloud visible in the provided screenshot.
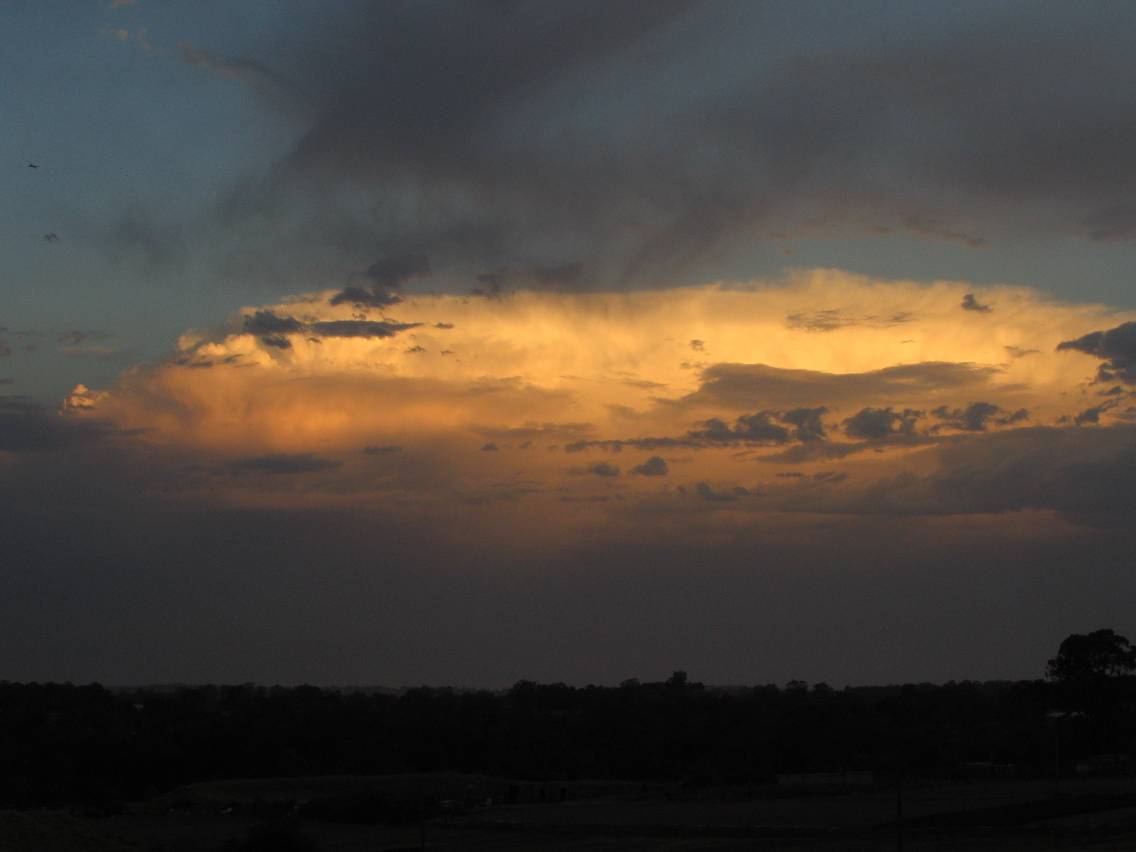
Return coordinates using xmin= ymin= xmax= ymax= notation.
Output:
xmin=50 ymin=271 xmax=1136 ymax=513
xmin=7 ymin=2 xmax=1136 ymax=687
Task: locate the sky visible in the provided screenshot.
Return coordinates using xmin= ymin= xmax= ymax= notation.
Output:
xmin=3 ymin=1 xmax=1136 ymax=687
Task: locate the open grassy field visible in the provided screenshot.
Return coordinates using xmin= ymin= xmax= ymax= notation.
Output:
xmin=6 ymin=775 xmax=1136 ymax=851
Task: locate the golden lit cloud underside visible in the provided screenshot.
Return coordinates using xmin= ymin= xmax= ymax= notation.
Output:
xmin=59 ymin=271 xmax=1136 ymax=515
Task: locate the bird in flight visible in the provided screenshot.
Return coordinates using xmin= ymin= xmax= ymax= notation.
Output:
xmin=27 ymin=163 xmax=38 ymax=169
xmin=44 ymin=233 xmax=59 ymax=243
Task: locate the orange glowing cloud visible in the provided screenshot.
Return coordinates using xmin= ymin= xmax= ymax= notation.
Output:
xmin=64 ymin=271 xmax=1136 ymax=511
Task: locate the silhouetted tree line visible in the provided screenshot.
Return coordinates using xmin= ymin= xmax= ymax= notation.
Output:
xmin=3 ymin=631 xmax=1135 ymax=808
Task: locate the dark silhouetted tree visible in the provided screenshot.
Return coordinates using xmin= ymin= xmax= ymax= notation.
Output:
xmin=1047 ymin=629 xmax=1136 ymax=683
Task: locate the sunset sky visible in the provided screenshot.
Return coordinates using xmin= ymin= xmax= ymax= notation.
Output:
xmin=4 ymin=1 xmax=1136 ymax=687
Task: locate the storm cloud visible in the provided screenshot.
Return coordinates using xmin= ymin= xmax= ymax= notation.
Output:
xmin=163 ymin=1 xmax=1136 ymax=289
xmin=1058 ymin=321 xmax=1136 ymax=384
xmin=309 ymin=320 xmax=422 ymax=339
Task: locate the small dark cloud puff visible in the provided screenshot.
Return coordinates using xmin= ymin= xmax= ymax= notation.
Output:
xmin=692 ymin=412 xmax=790 ymax=445
xmin=261 ymin=335 xmax=292 ymax=349
xmin=224 ymin=453 xmax=341 ymax=474
xmin=328 ymin=286 xmax=403 ymax=308
xmin=780 ymin=407 xmax=827 ymax=442
xmin=631 ymin=456 xmax=668 ymax=476
xmin=713 ymin=408 xmax=826 ymax=443
xmin=961 ymin=294 xmax=992 ymax=313
xmin=434 ymin=322 xmax=454 ymax=329
xmin=329 ymin=253 xmax=429 ymax=307
xmin=567 ymin=408 xmax=829 ymax=454
xmin=843 ymin=407 xmax=922 ymax=439
xmin=481 ymin=442 xmax=500 ymax=451
xmin=931 ymin=402 xmax=1027 ymax=432
xmin=363 ymin=253 xmax=430 ymax=289
xmin=1074 ymin=401 xmax=1115 ymax=426
xmin=309 ymin=320 xmax=422 ymax=338
xmin=695 ymin=482 xmax=740 ymax=502
xmin=1058 ymin=321 xmax=1136 ymax=384
xmin=689 ymin=339 xmax=705 ymax=351
xmin=243 ymin=310 xmax=303 ymax=335
xmin=589 ymin=461 xmax=620 ymax=477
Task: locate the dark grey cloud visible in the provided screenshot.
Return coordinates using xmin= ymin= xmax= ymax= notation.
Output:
xmin=327 ymin=286 xmax=404 ymax=308
xmin=588 ymin=461 xmax=620 ymax=477
xmin=0 ymin=396 xmax=108 ymax=453
xmin=309 ymin=320 xmax=422 ymax=339
xmin=329 ymin=253 xmax=430 ymax=306
xmin=1074 ymin=402 xmax=1115 ymax=426
xmin=173 ymin=353 xmax=243 ymax=369
xmin=9 ymin=429 xmax=1123 ymax=687
xmin=931 ymin=401 xmax=1027 ymax=432
xmin=781 ymin=406 xmax=827 ymax=442
xmin=961 ymin=293 xmax=991 ymax=313
xmin=241 ymin=310 xmax=407 ymax=349
xmin=241 ymin=315 xmax=299 ymax=347
xmin=480 ymin=442 xmax=499 ymax=451
xmin=899 ymin=426 xmax=1136 ymax=526
xmin=568 ymin=406 xmax=831 ymax=454
xmin=695 ymin=482 xmax=747 ymax=502
xmin=5 ymin=399 xmax=1136 ymax=687
xmin=691 ymin=413 xmax=791 ymax=445
xmin=843 ymin=406 xmax=921 ymax=440
xmin=631 ymin=456 xmax=668 ymax=476
xmin=224 ymin=453 xmax=341 ymax=475
xmin=243 ymin=311 xmax=303 ymax=335
xmin=178 ymin=1 xmax=1136 ymax=290
xmin=361 ymin=253 xmax=429 ymax=288
xmin=565 ymin=435 xmax=690 ymax=453
xmin=939 ymin=401 xmax=999 ymax=431
xmin=1058 ymin=321 xmax=1136 ymax=384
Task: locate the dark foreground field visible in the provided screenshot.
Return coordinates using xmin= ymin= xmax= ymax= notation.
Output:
xmin=7 ymin=774 xmax=1136 ymax=852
